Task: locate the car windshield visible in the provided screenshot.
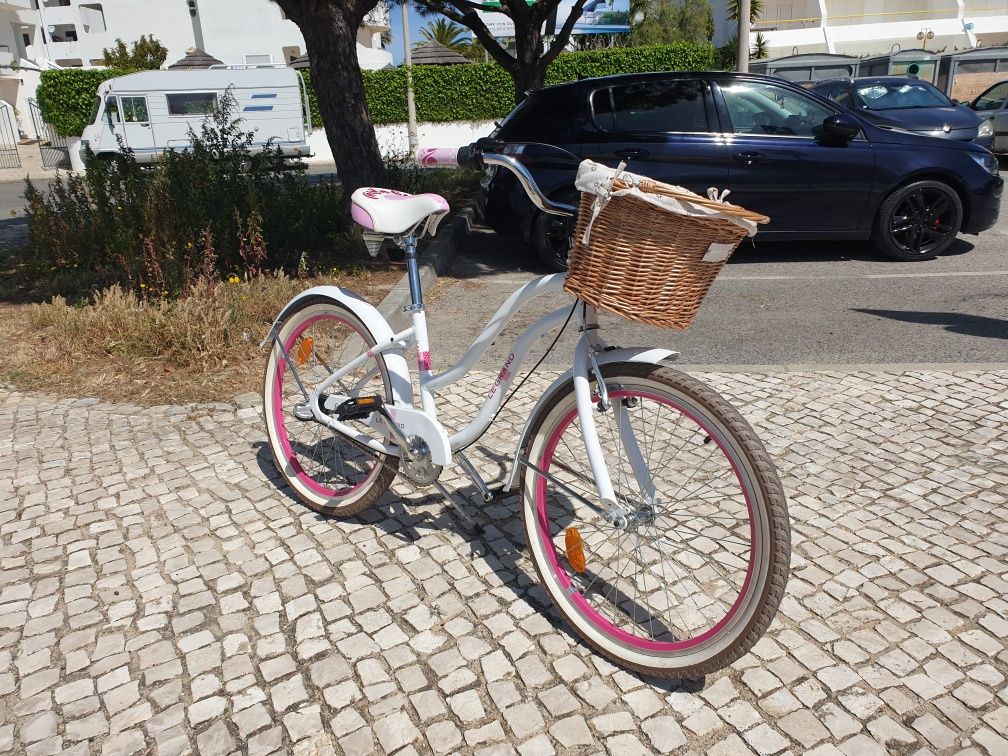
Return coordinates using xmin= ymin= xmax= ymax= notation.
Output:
xmin=855 ymin=81 xmax=953 ymax=110
xmin=88 ymin=95 xmax=101 ymax=125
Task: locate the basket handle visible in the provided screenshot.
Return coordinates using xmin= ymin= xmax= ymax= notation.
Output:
xmin=615 ymin=178 xmax=770 ymax=224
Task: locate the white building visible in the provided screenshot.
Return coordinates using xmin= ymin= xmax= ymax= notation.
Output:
xmin=0 ymin=0 xmax=392 ymax=137
xmin=749 ymin=0 xmax=1008 ymax=59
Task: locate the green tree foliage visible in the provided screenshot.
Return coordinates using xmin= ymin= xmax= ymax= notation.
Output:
xmin=726 ymin=0 xmax=763 ymax=23
xmin=100 ymin=35 xmax=168 ymax=70
xmin=418 ymin=18 xmax=471 ymax=53
xmin=630 ymin=0 xmax=714 ymax=47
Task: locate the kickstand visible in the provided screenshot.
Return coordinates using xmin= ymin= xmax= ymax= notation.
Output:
xmin=432 ymin=480 xmax=485 ymax=536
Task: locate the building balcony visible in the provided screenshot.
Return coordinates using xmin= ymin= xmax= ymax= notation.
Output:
xmin=357 ymin=44 xmax=392 ymax=71
xmin=824 ymin=2 xmax=960 ymax=28
xmin=363 ymin=3 xmax=390 ymax=32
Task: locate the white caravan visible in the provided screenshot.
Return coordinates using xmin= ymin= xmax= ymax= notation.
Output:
xmin=79 ymin=67 xmax=312 ymax=165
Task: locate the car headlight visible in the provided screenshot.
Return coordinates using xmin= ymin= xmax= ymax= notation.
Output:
xmin=970 ymin=152 xmax=999 ymax=175
xmin=978 ymin=119 xmax=994 ymax=138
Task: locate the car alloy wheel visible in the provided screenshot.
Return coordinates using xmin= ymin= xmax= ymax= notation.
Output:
xmin=873 ymin=180 xmax=962 ymax=261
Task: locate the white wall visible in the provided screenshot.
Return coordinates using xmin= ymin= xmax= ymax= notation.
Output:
xmin=11 ymin=0 xmax=391 ymax=70
xmin=306 ymin=120 xmax=496 ymax=164
xmin=198 ymin=0 xmax=305 ymax=66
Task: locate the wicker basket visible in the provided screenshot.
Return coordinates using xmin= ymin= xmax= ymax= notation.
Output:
xmin=565 ymin=177 xmax=769 ymax=331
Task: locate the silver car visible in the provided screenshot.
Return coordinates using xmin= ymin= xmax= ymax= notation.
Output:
xmin=970 ymin=80 xmax=1008 ymax=154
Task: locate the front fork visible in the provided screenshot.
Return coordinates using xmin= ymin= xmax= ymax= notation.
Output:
xmin=573 ymin=306 xmax=657 ymax=517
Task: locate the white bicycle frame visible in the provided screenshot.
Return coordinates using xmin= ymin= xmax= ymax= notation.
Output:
xmin=266 ymin=152 xmax=677 ymax=508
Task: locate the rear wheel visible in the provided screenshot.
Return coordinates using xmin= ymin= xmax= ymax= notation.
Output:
xmin=872 ymin=180 xmax=962 ymax=261
xmin=263 ymin=298 xmax=398 ymax=516
xmin=520 ymin=363 xmax=790 ymax=678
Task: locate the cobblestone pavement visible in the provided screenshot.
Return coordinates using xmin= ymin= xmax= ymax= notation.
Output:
xmin=1 ymin=368 xmax=1006 ymax=756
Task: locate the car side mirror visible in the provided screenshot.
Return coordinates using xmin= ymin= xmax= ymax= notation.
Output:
xmin=822 ymin=113 xmax=860 ymax=141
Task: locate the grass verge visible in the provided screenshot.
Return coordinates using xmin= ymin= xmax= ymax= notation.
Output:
xmin=0 ymin=269 xmax=401 ymax=406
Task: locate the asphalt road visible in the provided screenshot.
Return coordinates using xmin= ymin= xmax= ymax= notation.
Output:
xmin=425 ymin=186 xmax=1008 ymax=370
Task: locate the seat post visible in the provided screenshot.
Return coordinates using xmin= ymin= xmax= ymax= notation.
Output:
xmin=404 ymin=233 xmax=423 ymax=311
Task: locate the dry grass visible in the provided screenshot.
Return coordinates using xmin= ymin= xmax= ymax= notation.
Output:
xmin=0 ymin=269 xmax=401 ymax=405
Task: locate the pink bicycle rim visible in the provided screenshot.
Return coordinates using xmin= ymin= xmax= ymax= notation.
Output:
xmin=535 ymin=389 xmax=756 ymax=653
xmin=273 ymin=313 xmax=380 ymax=498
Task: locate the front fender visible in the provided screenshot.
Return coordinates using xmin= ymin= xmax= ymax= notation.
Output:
xmin=503 ymin=347 xmax=678 ymax=491
xmin=263 ymin=285 xmax=414 ymax=407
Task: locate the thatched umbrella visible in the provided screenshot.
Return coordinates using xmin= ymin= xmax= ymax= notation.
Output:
xmin=289 ymin=54 xmax=310 ymax=70
xmin=168 ymin=47 xmax=224 ymax=70
xmin=408 ymin=40 xmax=469 ymax=66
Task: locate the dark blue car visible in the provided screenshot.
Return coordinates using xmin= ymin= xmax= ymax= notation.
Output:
xmin=481 ymin=72 xmax=1002 ymax=268
xmin=811 ymin=76 xmax=994 ymax=150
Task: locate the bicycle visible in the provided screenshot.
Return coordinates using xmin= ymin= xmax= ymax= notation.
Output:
xmin=262 ymin=141 xmax=791 ymax=678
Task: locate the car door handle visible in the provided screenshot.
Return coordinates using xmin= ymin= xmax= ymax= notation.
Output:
xmin=734 ymin=151 xmax=766 ymax=164
xmin=614 ymin=148 xmax=649 ymax=159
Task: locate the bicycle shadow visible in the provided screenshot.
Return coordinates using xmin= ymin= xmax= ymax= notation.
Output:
xmin=252 ymin=438 xmax=706 ymax=691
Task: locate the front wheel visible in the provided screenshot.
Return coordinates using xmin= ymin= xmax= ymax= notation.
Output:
xmin=871 ymin=180 xmax=962 ymax=261
xmin=520 ymin=363 xmax=790 ymax=678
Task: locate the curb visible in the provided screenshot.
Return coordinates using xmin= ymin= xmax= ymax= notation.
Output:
xmin=377 ymin=207 xmax=475 ymax=331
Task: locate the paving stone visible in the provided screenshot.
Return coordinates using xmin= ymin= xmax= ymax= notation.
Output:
xmin=1 ymin=370 xmax=1007 ymax=756
xmin=549 ymin=715 xmax=594 ymax=748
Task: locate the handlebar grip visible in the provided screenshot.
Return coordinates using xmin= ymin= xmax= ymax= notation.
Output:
xmin=415 ymin=145 xmax=484 ymax=171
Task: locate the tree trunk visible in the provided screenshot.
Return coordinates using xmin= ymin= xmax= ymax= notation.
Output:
xmin=512 ymin=26 xmax=547 ymax=103
xmin=292 ymin=3 xmax=385 ymax=199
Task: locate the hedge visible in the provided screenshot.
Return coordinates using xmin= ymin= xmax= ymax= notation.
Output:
xmin=39 ymin=43 xmax=714 ymax=136
xmin=36 ymin=67 xmax=134 ymax=137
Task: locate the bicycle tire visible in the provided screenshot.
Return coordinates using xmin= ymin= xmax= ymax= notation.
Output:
xmin=263 ymin=297 xmax=398 ymax=516
xmin=519 ymin=362 xmax=789 ymax=678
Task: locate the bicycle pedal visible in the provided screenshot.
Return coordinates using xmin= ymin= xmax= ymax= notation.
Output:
xmin=334 ymin=395 xmax=383 ymax=421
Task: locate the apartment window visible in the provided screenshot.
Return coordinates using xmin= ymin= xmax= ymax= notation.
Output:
xmin=48 ymin=24 xmax=78 ymax=42
xmin=121 ymin=96 xmax=149 ymax=123
xmin=167 ymin=92 xmax=218 ymax=116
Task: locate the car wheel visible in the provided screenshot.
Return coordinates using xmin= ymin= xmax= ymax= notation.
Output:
xmin=871 ymin=180 xmax=963 ymax=261
xmin=532 ymin=203 xmax=576 ymax=271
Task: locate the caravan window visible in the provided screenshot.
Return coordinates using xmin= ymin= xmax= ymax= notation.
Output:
xmin=167 ymin=92 xmax=218 ymax=116
xmin=121 ymin=96 xmax=148 ymax=123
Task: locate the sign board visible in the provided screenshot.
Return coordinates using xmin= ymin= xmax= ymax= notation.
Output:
xmin=476 ymin=0 xmax=630 ymax=38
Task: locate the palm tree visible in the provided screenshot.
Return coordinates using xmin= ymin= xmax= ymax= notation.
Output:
xmin=726 ymin=0 xmax=763 ymax=24
xmin=751 ymin=31 xmax=769 ymax=59
xmin=418 ymin=18 xmax=471 ymax=54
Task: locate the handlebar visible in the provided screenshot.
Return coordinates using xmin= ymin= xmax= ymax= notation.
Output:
xmin=415 ymin=141 xmax=577 ymax=219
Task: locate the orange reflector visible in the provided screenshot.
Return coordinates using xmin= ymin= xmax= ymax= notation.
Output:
xmin=296 ymin=337 xmax=314 ymax=365
xmin=565 ymin=527 xmax=586 ymax=574
xmin=356 ymin=396 xmax=379 ymax=406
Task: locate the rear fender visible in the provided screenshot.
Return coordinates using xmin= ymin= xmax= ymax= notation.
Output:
xmin=503 ymin=347 xmax=678 ymax=491
xmin=263 ymin=285 xmax=414 ymax=407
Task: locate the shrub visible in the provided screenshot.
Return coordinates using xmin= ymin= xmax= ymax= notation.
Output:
xmin=24 ymin=94 xmax=349 ymax=297
xmin=41 ymin=43 xmax=715 ymax=135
